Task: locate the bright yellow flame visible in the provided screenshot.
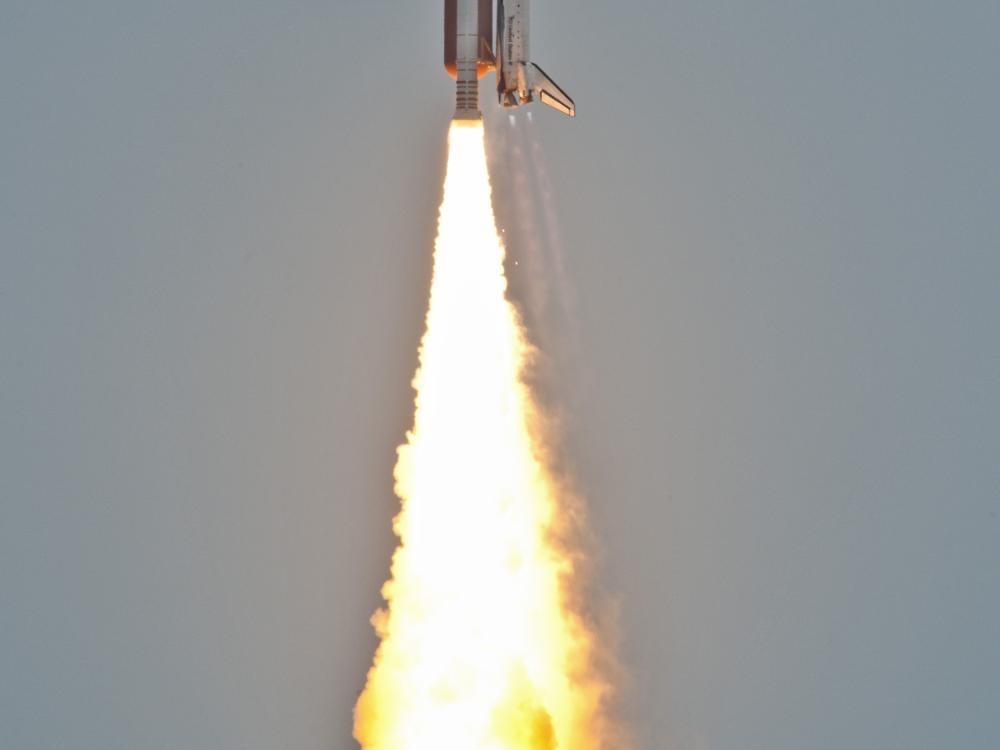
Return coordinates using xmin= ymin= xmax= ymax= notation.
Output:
xmin=354 ymin=121 xmax=612 ymax=750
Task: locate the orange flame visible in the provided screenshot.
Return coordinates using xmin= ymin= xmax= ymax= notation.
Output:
xmin=354 ymin=121 xmax=615 ymax=750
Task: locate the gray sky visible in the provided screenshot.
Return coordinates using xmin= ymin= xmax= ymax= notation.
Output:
xmin=2 ymin=2 xmax=998 ymax=749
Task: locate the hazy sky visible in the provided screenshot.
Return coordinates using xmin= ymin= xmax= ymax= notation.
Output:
xmin=2 ymin=2 xmax=998 ymax=749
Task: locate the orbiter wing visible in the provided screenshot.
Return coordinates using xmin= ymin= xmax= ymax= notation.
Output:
xmin=530 ymin=63 xmax=576 ymax=117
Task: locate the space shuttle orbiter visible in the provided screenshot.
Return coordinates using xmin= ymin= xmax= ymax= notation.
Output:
xmin=495 ymin=0 xmax=576 ymax=118
xmin=444 ymin=0 xmax=576 ymax=120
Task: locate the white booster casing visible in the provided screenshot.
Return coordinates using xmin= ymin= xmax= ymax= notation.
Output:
xmin=444 ymin=0 xmax=494 ymax=119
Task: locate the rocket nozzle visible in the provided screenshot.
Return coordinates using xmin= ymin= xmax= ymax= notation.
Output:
xmin=454 ymin=63 xmax=481 ymax=120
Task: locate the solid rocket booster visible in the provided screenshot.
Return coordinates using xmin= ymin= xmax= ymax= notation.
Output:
xmin=444 ymin=0 xmax=495 ymax=119
xmin=444 ymin=0 xmax=575 ymax=120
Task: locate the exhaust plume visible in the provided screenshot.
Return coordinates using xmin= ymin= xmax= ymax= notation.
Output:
xmin=354 ymin=121 xmax=613 ymax=750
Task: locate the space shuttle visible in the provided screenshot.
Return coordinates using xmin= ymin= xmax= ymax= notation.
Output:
xmin=445 ymin=0 xmax=576 ymax=120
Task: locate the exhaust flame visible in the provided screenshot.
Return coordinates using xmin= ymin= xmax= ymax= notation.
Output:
xmin=354 ymin=121 xmax=612 ymax=750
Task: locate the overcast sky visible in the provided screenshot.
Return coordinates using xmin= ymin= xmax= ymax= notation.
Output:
xmin=2 ymin=2 xmax=998 ymax=749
